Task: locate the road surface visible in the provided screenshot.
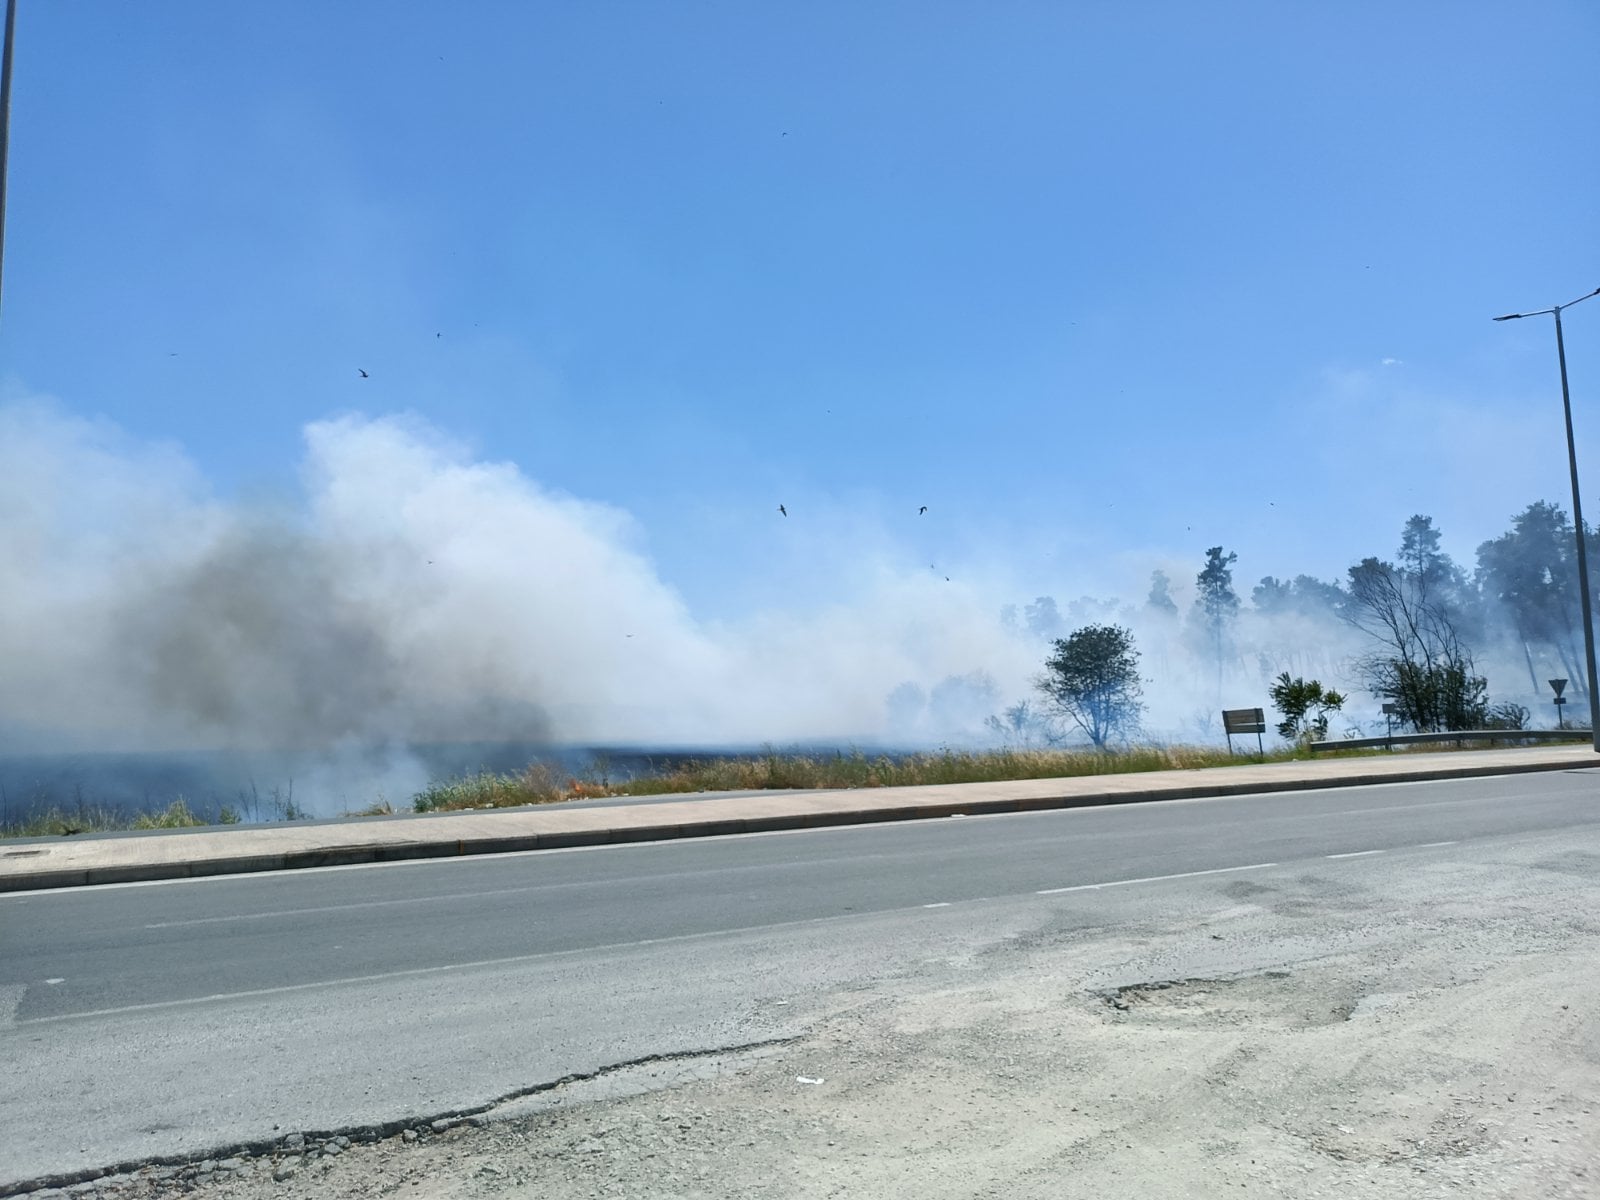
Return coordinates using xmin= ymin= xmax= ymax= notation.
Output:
xmin=2 ymin=768 xmax=1596 ymax=1189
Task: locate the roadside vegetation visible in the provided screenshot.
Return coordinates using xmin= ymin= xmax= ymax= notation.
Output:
xmin=0 ymin=797 xmax=239 ymax=839
xmin=410 ymin=740 xmax=1389 ymax=813
xmin=3 ymin=732 xmax=1581 ymax=837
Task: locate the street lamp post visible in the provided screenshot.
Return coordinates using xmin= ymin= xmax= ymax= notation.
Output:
xmin=1495 ymin=286 xmax=1600 ymax=751
xmin=0 ymin=0 xmax=17 ymax=321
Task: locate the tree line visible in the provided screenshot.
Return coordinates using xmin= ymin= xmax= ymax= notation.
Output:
xmin=1012 ymin=501 xmax=1594 ymax=747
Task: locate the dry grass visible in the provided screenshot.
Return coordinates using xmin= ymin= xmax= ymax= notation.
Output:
xmin=404 ymin=744 xmax=1322 ymax=814
xmin=1 ymin=797 xmax=239 ymax=838
xmin=411 ymin=762 xmax=598 ymax=812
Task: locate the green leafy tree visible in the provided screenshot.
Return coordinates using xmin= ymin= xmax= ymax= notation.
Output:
xmin=1267 ymin=673 xmax=1347 ymax=743
xmin=1034 ymin=624 xmax=1145 ymax=749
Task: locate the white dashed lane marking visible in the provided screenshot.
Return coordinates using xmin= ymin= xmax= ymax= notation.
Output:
xmin=1037 ymin=862 xmax=1277 ymax=895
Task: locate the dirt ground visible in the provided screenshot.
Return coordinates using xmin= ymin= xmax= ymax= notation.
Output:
xmin=17 ymin=835 xmax=1600 ymax=1199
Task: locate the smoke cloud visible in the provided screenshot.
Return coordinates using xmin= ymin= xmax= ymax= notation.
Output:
xmin=0 ymin=398 xmax=1556 ymax=813
xmin=0 ymin=401 xmax=1038 ymax=761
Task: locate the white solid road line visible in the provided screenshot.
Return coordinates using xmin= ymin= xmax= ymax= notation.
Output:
xmin=140 ymin=885 xmax=546 ymax=928
xmin=1325 ymin=849 xmax=1387 ymax=859
xmin=1037 ymin=862 xmax=1277 ymax=895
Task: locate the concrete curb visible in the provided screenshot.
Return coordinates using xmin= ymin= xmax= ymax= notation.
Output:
xmin=2 ymin=749 xmax=1591 ymax=893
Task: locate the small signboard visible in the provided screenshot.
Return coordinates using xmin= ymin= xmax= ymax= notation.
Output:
xmin=1222 ymin=707 xmax=1265 ymax=756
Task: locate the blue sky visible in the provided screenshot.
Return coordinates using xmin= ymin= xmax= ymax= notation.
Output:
xmin=4 ymin=0 xmax=1599 ymax=624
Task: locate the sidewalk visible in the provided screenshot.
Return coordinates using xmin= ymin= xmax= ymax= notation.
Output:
xmin=2 ymin=745 xmax=1593 ymax=893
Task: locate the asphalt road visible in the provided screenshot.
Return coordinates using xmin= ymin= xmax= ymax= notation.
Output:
xmin=3 ymin=769 xmax=1598 ymax=1189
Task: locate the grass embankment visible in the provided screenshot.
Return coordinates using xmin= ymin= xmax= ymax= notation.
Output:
xmin=409 ymin=744 xmax=1319 ymax=814
xmin=4 ymin=737 xmax=1575 ymax=836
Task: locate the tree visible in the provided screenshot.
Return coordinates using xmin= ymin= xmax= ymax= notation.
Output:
xmin=1024 ymin=596 xmax=1063 ymax=641
xmin=1345 ymin=555 xmax=1487 ymax=731
xmin=1476 ymin=502 xmax=1587 ymax=695
xmin=1252 ymin=574 xmax=1345 ymax=621
xmin=1267 ymin=673 xmax=1347 ymax=743
xmin=1398 ymin=514 xmax=1480 ymax=646
xmin=1484 ymin=701 xmax=1530 ymax=731
xmin=1034 ymin=624 xmax=1145 ymax=748
xmin=983 ymin=700 xmax=1055 ymax=748
xmin=1252 ymin=576 xmax=1292 ymax=614
xmin=1191 ymin=547 xmax=1239 ymax=700
xmin=1146 ymin=570 xmax=1178 ymax=616
xmin=1399 ymin=514 xmax=1446 ymax=582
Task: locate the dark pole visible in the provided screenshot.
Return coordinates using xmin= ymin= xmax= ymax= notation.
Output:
xmin=1553 ymin=305 xmax=1600 ymax=748
xmin=0 ymin=0 xmax=15 ymax=320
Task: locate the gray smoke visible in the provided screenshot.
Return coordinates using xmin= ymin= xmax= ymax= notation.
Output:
xmin=0 ymin=398 xmax=1557 ymax=818
xmin=0 ymin=401 xmax=1033 ymax=768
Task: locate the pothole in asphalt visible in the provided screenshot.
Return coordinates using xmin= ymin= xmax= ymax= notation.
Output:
xmin=1099 ymin=970 xmax=1361 ymax=1029
xmin=1532 ymin=850 xmax=1600 ymax=879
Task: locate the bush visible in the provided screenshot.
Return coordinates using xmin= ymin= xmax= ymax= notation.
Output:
xmin=1268 ymin=673 xmax=1347 ymax=743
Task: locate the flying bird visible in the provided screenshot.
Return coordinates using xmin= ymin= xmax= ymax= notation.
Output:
xmin=919 ymin=506 xmax=927 ymax=515
xmin=358 ymin=369 xmax=369 ymax=378
xmin=778 ymin=504 xmax=787 ymax=517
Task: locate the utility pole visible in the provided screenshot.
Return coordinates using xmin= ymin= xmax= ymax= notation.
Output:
xmin=0 ymin=0 xmax=16 ymax=322
xmin=1495 ymin=286 xmax=1600 ymax=751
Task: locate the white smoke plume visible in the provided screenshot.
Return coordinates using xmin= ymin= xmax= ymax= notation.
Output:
xmin=0 ymin=401 xmax=1039 ymax=762
xmin=0 ymin=398 xmax=1548 ymax=815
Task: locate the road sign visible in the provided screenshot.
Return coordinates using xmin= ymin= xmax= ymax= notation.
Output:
xmin=1550 ymin=678 xmax=1569 ymax=698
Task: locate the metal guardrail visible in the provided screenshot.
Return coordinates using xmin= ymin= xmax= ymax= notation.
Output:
xmin=1308 ymin=729 xmax=1586 ymax=753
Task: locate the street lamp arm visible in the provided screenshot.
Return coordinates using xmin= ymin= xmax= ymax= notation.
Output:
xmin=1494 ymin=289 xmax=1600 ymax=323
xmin=1561 ymin=285 xmax=1600 ymax=311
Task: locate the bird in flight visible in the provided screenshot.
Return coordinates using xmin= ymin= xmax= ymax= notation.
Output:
xmin=778 ymin=504 xmax=788 ymax=517
xmin=919 ymin=506 xmax=927 ymax=515
xmin=358 ymin=369 xmax=369 ymax=378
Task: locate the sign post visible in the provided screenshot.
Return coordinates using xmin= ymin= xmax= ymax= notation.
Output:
xmin=1222 ymin=707 xmax=1265 ymax=757
xmin=1550 ymin=678 xmax=1569 ymax=729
